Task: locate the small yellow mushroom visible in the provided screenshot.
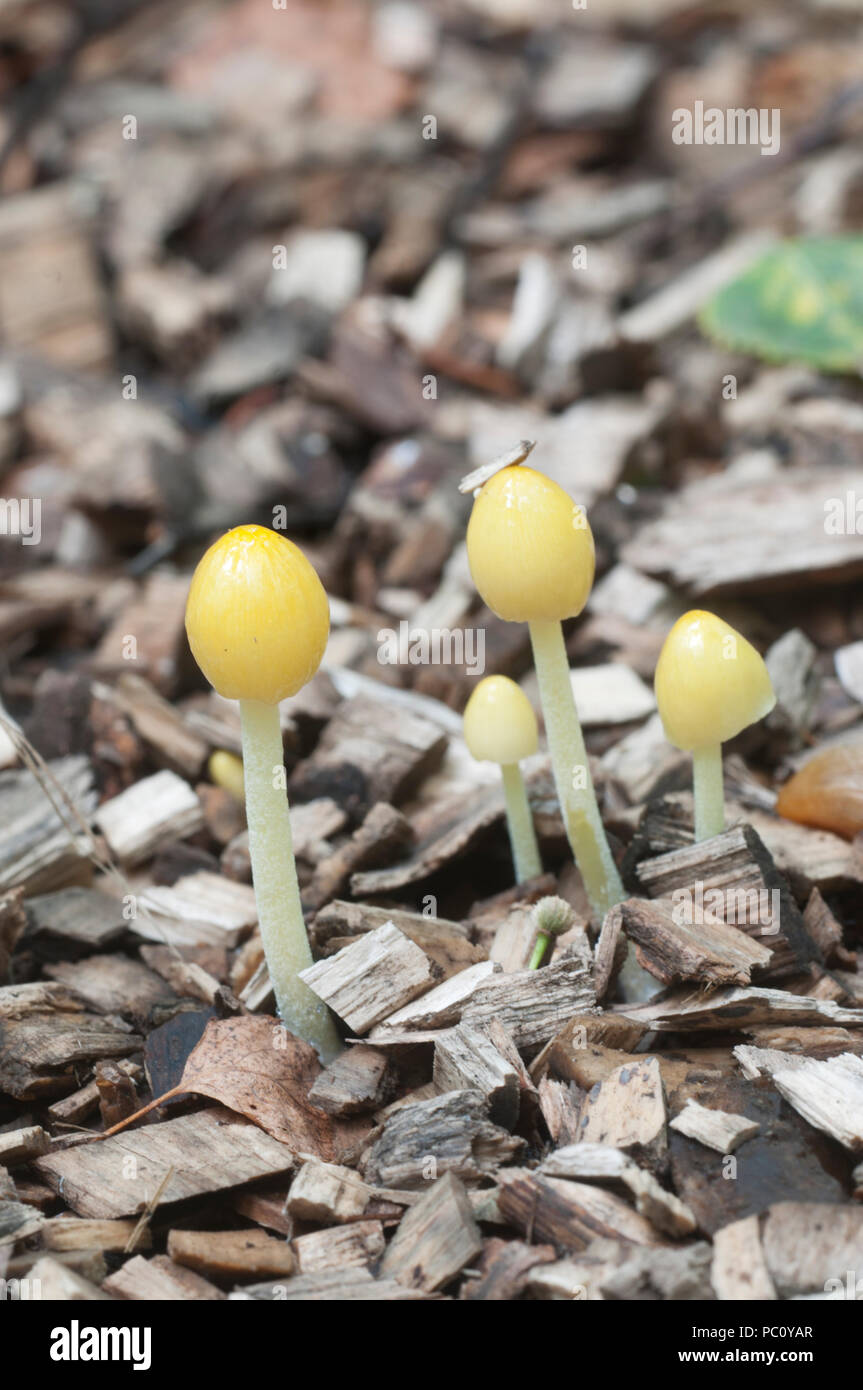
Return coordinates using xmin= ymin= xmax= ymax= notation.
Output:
xmin=655 ymin=610 xmax=775 ymax=841
xmin=186 ymin=524 xmax=340 ymax=1060
xmin=463 ymin=675 xmax=542 ymax=884
xmin=466 ymin=463 xmax=622 ymax=919
xmin=208 ymin=749 xmax=245 ymax=803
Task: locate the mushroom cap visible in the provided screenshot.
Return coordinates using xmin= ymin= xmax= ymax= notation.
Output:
xmin=655 ymin=610 xmax=775 ymax=751
xmin=463 ymin=674 xmax=539 ymax=764
xmin=466 ymin=465 xmax=595 ymax=623
xmin=185 ymin=524 xmax=329 ymax=704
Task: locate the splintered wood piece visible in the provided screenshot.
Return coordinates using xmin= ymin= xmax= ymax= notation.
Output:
xmin=621 ymin=985 xmax=863 ymax=1033
xmin=461 ymin=1238 xmax=557 ymax=1301
xmin=167 ymin=1228 xmax=295 ymax=1281
xmin=537 ymin=1078 xmax=582 ymax=1146
xmin=368 ymin=960 xmax=499 ymax=1037
xmin=299 ymin=921 xmax=439 ymax=1034
xmin=0 ymin=1125 xmax=50 ymax=1167
xmin=669 ymin=1098 xmax=759 ymax=1154
xmin=45 ymin=953 xmax=176 ymax=1024
xmin=460 ymin=958 xmax=596 ymax=1050
xmin=635 ymin=824 xmax=811 ymax=980
xmin=360 ymin=1090 xmax=524 ymax=1189
xmin=761 ymin=1202 xmax=863 ymax=1298
xmin=497 ymin=1170 xmax=665 ymax=1253
xmin=35 ymin=1107 xmax=296 ymax=1218
xmin=740 ymin=1050 xmax=863 ymax=1152
xmin=617 ymin=896 xmax=772 ymax=987
xmin=0 ymin=756 xmax=97 ymax=896
xmin=42 ymin=1217 xmax=149 ymax=1253
xmin=0 ymin=1008 xmax=142 ymax=1102
xmin=303 ymin=803 xmax=413 ymax=912
xmin=287 ymin=1161 xmax=371 ymax=1223
xmin=239 ymin=1268 xmax=429 ymax=1300
xmin=25 ymin=888 xmax=127 ymax=953
xmin=137 ymin=872 xmax=258 ymax=949
xmin=378 ymin=1172 xmax=482 ymax=1292
xmin=26 ymin=1255 xmax=112 ymax=1302
xmin=540 ymin=1143 xmax=696 ymax=1239
xmin=351 ymin=785 xmax=504 ymax=896
xmin=94 ymin=770 xmax=204 ymax=867
xmin=290 ymin=695 xmax=448 ymax=817
xmin=433 ymin=1024 xmax=520 ymax=1129
xmin=576 ymin=1056 xmax=666 ymax=1162
xmin=312 ymin=900 xmax=483 ymax=981
xmin=139 ymin=947 xmax=222 ymax=1006
xmin=622 ymin=465 xmax=863 ymax=596
xmin=711 ymin=1215 xmax=777 ymax=1301
xmin=307 ymin=1046 xmax=395 ymax=1116
xmin=103 ymin=1254 xmax=225 ymax=1300
xmin=293 ymin=1220 xmax=385 ymax=1274
xmin=104 ymin=674 xmax=208 ymax=779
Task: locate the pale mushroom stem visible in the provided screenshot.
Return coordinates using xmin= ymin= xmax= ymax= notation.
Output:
xmin=500 ymin=762 xmax=542 ymax=884
xmin=239 ymin=698 xmax=341 ymax=1061
xmin=693 ymin=742 xmax=725 ymax=841
xmin=528 ymin=618 xmax=623 ymax=918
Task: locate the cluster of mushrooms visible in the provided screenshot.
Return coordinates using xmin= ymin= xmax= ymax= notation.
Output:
xmin=184 ymin=457 xmax=778 ymax=1060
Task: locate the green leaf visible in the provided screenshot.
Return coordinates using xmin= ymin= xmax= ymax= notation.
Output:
xmin=699 ymin=237 xmax=863 ymax=373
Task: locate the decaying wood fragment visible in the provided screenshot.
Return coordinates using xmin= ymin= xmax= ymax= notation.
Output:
xmin=299 ymin=921 xmax=440 ymax=1034
xmin=42 ymin=1217 xmax=149 ymax=1253
xmin=0 ymin=1125 xmax=50 ymax=1167
xmin=461 ymin=1237 xmax=557 ymax=1300
xmin=711 ymin=1215 xmax=777 ymax=1301
xmin=312 ymin=899 xmax=484 ymax=980
xmin=360 ymin=1090 xmax=523 ymax=1189
xmin=303 ymin=802 xmax=412 ymax=912
xmin=615 ymin=895 xmax=772 ymax=987
xmin=540 ymin=1143 xmax=696 ymax=1238
xmin=136 ymin=871 xmax=258 ymax=949
xmin=167 ymin=1227 xmax=295 ymax=1282
xmin=307 ymin=1045 xmax=396 ymax=1116
xmin=293 ymin=1220 xmax=385 ymax=1274
xmin=497 ymin=1170 xmax=665 ymax=1253
xmin=761 ymin=1202 xmax=863 ymax=1298
xmin=286 ymin=1161 xmax=371 ymax=1224
xmin=736 ymin=1048 xmax=863 ymax=1152
xmin=368 ymin=960 xmax=499 ymax=1037
xmin=237 ymin=1268 xmax=429 ymax=1300
xmin=433 ymin=1023 xmax=521 ymax=1129
xmin=635 ymin=824 xmax=812 ymax=980
xmin=378 ymin=1171 xmax=482 ymax=1292
xmin=94 ymin=769 xmax=204 ymax=867
xmin=669 ymin=1098 xmax=759 ymax=1154
xmin=24 ymin=887 xmax=127 ymax=954
xmin=622 ymin=985 xmax=863 ymax=1033
xmin=35 ymin=1107 xmax=296 ymax=1219
xmin=0 ymin=756 xmax=97 ymax=896
xmin=103 ymin=1254 xmax=226 ymax=1301
xmin=460 ymin=958 xmax=596 ymax=1050
xmin=25 ymin=1254 xmax=112 ymax=1302
xmin=576 ymin=1056 xmax=667 ymax=1165
xmin=100 ymin=674 xmax=208 ymax=779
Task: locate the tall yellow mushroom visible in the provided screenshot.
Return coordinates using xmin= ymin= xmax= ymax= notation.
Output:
xmin=655 ymin=610 xmax=775 ymax=841
xmin=466 ymin=464 xmax=622 ymax=919
xmin=185 ymin=524 xmax=341 ymax=1060
xmin=463 ymin=675 xmax=542 ymax=884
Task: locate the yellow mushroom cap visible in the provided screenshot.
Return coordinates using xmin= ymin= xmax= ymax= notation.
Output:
xmin=654 ymin=610 xmax=776 ymax=751
xmin=208 ymin=749 xmax=245 ymax=802
xmin=466 ymin=465 xmax=595 ymax=622
xmin=463 ymin=675 xmax=539 ymax=764
xmin=185 ymin=524 xmax=329 ymax=704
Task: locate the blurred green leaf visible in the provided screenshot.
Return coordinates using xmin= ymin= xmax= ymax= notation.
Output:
xmin=699 ymin=237 xmax=863 ymax=373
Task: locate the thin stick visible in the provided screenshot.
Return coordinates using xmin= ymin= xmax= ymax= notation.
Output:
xmin=240 ymin=698 xmax=341 ymax=1061
xmin=500 ymin=762 xmax=541 ymax=884
xmin=528 ymin=618 xmax=623 ymax=918
xmin=693 ymin=742 xmax=725 ymax=841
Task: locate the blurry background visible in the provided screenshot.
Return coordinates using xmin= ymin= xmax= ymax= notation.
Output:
xmin=0 ymin=0 xmax=862 ymax=726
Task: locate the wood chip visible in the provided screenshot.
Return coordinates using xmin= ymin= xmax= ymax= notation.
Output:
xmin=34 ymin=1107 xmax=296 ymax=1218
xmin=103 ymin=1253 xmax=225 ymax=1301
xmin=287 ymin=1161 xmax=371 ymax=1224
xmin=137 ymin=871 xmax=258 ymax=948
xmin=378 ymin=1171 xmax=482 ymax=1292
xmin=576 ymin=1056 xmax=666 ymax=1164
xmin=368 ymin=960 xmax=499 ymax=1037
xmin=497 ymin=1170 xmax=665 ymax=1253
xmin=711 ymin=1215 xmax=777 ymax=1301
xmin=762 ymin=1202 xmax=863 ymax=1298
xmin=622 ymin=985 xmax=863 ymax=1033
xmin=737 ymin=1049 xmax=863 ymax=1153
xmin=0 ymin=756 xmax=97 ymax=896
xmin=540 ymin=1143 xmax=696 ymax=1238
xmin=167 ymin=1227 xmax=295 ymax=1281
xmin=360 ymin=1090 xmax=523 ymax=1189
xmin=94 ymin=770 xmax=204 ymax=867
xmin=292 ymin=1219 xmax=385 ymax=1274
xmin=42 ymin=1217 xmax=149 ymax=1253
xmin=0 ymin=1124 xmax=51 ymax=1167
xmin=236 ymin=1268 xmax=429 ymax=1301
xmin=307 ymin=1045 xmax=396 ymax=1116
xmin=615 ymin=894 xmax=773 ymax=987
xmin=433 ymin=1023 xmax=521 ymax=1129
xmin=669 ymin=1098 xmax=760 ymax=1154
xmin=25 ymin=888 xmax=127 ymax=954
xmin=300 ymin=921 xmax=440 ymax=1034
xmin=25 ymin=1254 xmax=112 ymax=1302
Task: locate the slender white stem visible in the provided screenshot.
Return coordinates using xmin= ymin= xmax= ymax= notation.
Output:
xmin=240 ymin=698 xmax=341 ymax=1061
xmin=693 ymin=742 xmax=725 ymax=841
xmin=500 ymin=761 xmax=542 ymax=884
xmin=529 ymin=619 xmax=623 ymax=919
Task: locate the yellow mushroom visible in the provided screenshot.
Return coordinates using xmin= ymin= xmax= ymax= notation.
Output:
xmin=186 ymin=524 xmax=340 ymax=1060
xmin=463 ymin=675 xmax=542 ymax=884
xmin=208 ymin=749 xmax=245 ymax=802
xmin=466 ymin=463 xmax=622 ymax=919
xmin=655 ymin=610 xmax=775 ymax=841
